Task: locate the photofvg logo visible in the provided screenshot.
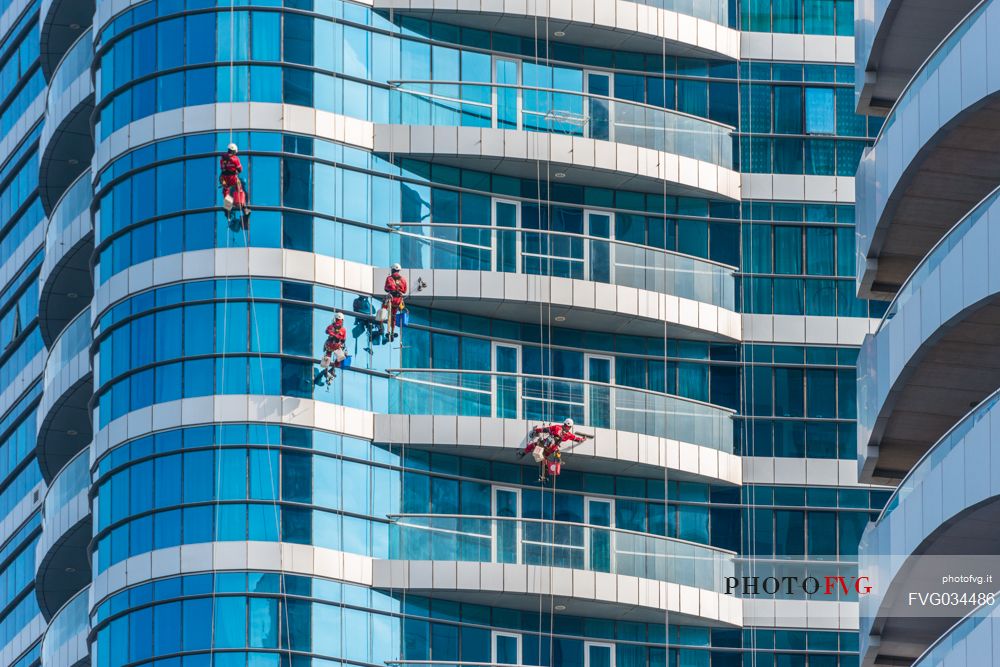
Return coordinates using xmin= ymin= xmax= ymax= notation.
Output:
xmin=725 ymin=575 xmax=873 ymax=597
xmin=728 ymin=559 xmax=872 ymax=600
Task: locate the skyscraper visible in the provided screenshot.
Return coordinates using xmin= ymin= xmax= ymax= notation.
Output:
xmin=9 ymin=1 xmax=889 ymax=666
xmin=855 ymin=0 xmax=1000 ymax=664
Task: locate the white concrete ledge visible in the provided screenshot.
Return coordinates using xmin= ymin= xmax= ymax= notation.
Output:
xmin=742 ymin=314 xmax=879 ymax=346
xmin=92 ymin=397 xmax=739 ymax=485
xmin=94 ymin=104 xmax=375 ymax=175
xmin=91 ymin=541 xmax=375 ymax=608
xmin=373 ymin=559 xmax=742 ymax=627
xmin=375 ymin=124 xmax=740 ymax=201
xmin=93 ymin=395 xmax=375 ymax=462
xmin=93 ymin=249 xmax=740 ymax=341
xmin=741 ymin=173 xmax=856 ymax=203
xmin=377 ymin=413 xmax=741 ymax=485
xmin=401 ymin=266 xmax=741 ymax=341
xmin=742 ymin=456 xmax=874 ymax=487
xmin=375 ymin=0 xmax=739 ymax=59
xmin=740 ymin=32 xmax=854 ymax=64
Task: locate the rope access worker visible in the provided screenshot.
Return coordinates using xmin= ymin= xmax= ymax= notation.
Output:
xmin=321 ymin=313 xmax=348 ymax=382
xmin=220 ymin=143 xmax=251 ymax=222
xmin=518 ymin=418 xmax=591 ymax=482
xmin=383 ymin=263 xmax=408 ymax=340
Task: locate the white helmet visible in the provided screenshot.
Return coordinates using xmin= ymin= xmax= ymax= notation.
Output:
xmin=391 ymin=263 xmax=402 ymax=272
xmin=227 ymin=143 xmax=238 ymax=153
xmin=334 ymin=312 xmax=344 ymax=321
xmin=563 ymin=418 xmax=574 ymax=428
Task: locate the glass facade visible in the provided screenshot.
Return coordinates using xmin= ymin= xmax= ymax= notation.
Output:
xmin=4 ymin=0 xmax=896 ymax=666
xmin=854 ymin=0 xmax=1000 ymax=664
xmin=0 ymin=0 xmax=49 ymax=663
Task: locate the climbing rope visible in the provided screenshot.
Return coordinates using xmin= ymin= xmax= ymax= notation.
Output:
xmin=659 ymin=6 xmax=671 ymax=649
xmin=209 ymin=0 xmax=238 ymax=658
xmin=738 ymin=10 xmax=758 ymax=663
xmin=210 ymin=2 xmax=295 ymax=660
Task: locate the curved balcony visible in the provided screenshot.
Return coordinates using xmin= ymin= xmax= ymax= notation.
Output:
xmin=378 ymin=82 xmax=738 ymax=201
xmin=393 ymin=222 xmax=736 ymax=310
xmin=40 ymin=0 xmax=93 ymax=79
xmin=854 ymin=0 xmax=981 ymax=114
xmin=91 ymin=244 xmax=740 ymax=342
xmin=36 ymin=309 xmax=92 ymax=483
xmin=855 ymin=0 xmax=1000 ymax=298
xmin=375 ymin=514 xmax=741 ymax=626
xmin=912 ymin=601 xmax=1000 ymax=667
xmin=397 ymin=265 xmax=739 ymax=341
xmin=35 ymin=450 xmax=91 ymax=620
xmin=39 ymin=170 xmax=93 ymax=346
xmin=41 ymin=587 xmax=89 ymax=667
xmin=383 ymin=369 xmax=738 ymax=485
xmin=857 ymin=184 xmax=1000 ymax=482
xmin=859 ymin=390 xmax=1000 ymax=664
xmin=374 ymin=0 xmax=737 ymax=60
xmin=392 ymin=225 xmax=738 ymax=339
xmin=40 ymin=29 xmax=94 ymax=213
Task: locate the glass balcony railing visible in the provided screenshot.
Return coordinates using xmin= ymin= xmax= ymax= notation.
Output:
xmin=43 ymin=307 xmax=91 ymax=395
xmin=42 ymin=448 xmax=89 ymax=528
xmin=877 ymin=388 xmax=1000 ymax=526
xmin=389 ymin=514 xmax=734 ymax=592
xmin=41 ymin=587 xmax=89 ymax=667
xmin=388 ymin=369 xmax=734 ymax=453
xmin=878 ymin=185 xmax=1000 ymax=332
xmin=389 ymin=81 xmax=733 ymax=168
xmin=860 ymin=0 xmax=992 ymax=258
xmin=392 ymin=223 xmax=736 ymax=311
xmin=47 ymin=170 xmax=91 ymax=242
xmin=913 ymin=598 xmax=1000 ymax=667
xmin=48 ymin=29 xmax=91 ymax=104
xmin=876 ymin=0 xmax=988 ymax=144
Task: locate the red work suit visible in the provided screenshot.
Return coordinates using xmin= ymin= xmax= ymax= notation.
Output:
xmin=384 ymin=274 xmax=408 ymax=307
xmin=324 ymin=323 xmax=347 ymax=355
xmin=220 ymin=153 xmax=244 ymax=200
xmin=524 ymin=424 xmax=584 ymax=455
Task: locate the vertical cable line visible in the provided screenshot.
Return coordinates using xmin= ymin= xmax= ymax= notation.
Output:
xmin=539 ymin=13 xmax=562 ymax=667
xmin=207 ymin=3 xmax=293 ymax=661
xmin=737 ymin=6 xmax=758 ymax=663
xmin=231 ymin=11 xmax=293 ymax=660
xmin=529 ymin=11 xmax=548 ymax=666
xmin=384 ymin=8 xmax=406 ymax=665
xmin=659 ymin=5 xmax=671 ymax=655
xmin=208 ymin=0 xmax=238 ymax=658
